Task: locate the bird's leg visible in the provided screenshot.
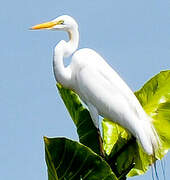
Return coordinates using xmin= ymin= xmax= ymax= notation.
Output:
xmin=87 ymin=103 xmax=105 ymax=158
xmin=97 ymin=128 xmax=105 ymax=158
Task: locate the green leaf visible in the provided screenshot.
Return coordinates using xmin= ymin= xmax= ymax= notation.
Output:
xmin=44 ymin=137 xmax=118 ymax=180
xmin=102 ymin=120 xmax=151 ymax=177
xmin=57 ymin=84 xmax=101 ymax=155
xmin=135 ymin=70 xmax=170 ymax=154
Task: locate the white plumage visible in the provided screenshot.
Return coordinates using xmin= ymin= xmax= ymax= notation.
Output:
xmin=31 ymin=15 xmax=160 ymax=156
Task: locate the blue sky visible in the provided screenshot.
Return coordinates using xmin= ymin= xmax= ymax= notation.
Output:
xmin=1 ymin=0 xmax=170 ymax=179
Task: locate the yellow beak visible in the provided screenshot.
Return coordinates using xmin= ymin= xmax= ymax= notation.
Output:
xmin=30 ymin=21 xmax=57 ymax=30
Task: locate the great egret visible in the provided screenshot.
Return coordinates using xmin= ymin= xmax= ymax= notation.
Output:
xmin=31 ymin=15 xmax=160 ymax=156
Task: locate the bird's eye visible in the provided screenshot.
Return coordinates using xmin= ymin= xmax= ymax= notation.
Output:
xmin=59 ymin=20 xmax=64 ymax=25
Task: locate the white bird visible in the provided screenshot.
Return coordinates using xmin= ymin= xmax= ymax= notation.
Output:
xmin=31 ymin=15 xmax=160 ymax=156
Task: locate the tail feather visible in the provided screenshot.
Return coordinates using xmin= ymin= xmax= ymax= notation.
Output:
xmin=137 ymin=119 xmax=161 ymax=157
xmin=137 ymin=119 xmax=166 ymax=180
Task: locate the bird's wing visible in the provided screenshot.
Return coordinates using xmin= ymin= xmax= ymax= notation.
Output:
xmin=76 ymin=59 xmax=146 ymax=125
xmin=74 ymin=52 xmax=158 ymax=155
xmin=97 ymin=59 xmax=146 ymax=120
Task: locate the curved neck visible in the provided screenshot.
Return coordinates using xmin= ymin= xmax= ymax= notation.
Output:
xmin=53 ymin=27 xmax=79 ymax=88
xmin=67 ymin=28 xmax=79 ymax=57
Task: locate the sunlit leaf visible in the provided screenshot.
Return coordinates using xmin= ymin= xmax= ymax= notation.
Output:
xmin=57 ymin=84 xmax=101 ymax=155
xmin=135 ymin=70 xmax=170 ymax=154
xmin=102 ymin=120 xmax=152 ymax=177
xmin=44 ymin=137 xmax=118 ymax=180
xmin=103 ymin=70 xmax=170 ymax=177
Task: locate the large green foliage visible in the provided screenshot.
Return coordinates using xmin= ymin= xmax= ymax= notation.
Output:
xmin=44 ymin=137 xmax=118 ymax=180
xmin=44 ymin=70 xmax=170 ymax=179
xmin=135 ymin=70 xmax=170 ymax=154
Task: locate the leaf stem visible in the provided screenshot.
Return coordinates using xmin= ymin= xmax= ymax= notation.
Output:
xmin=106 ymin=137 xmax=136 ymax=178
xmin=97 ymin=128 xmax=105 ymax=158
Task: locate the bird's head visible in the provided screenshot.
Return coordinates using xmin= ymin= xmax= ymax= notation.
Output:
xmin=30 ymin=15 xmax=78 ymax=31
